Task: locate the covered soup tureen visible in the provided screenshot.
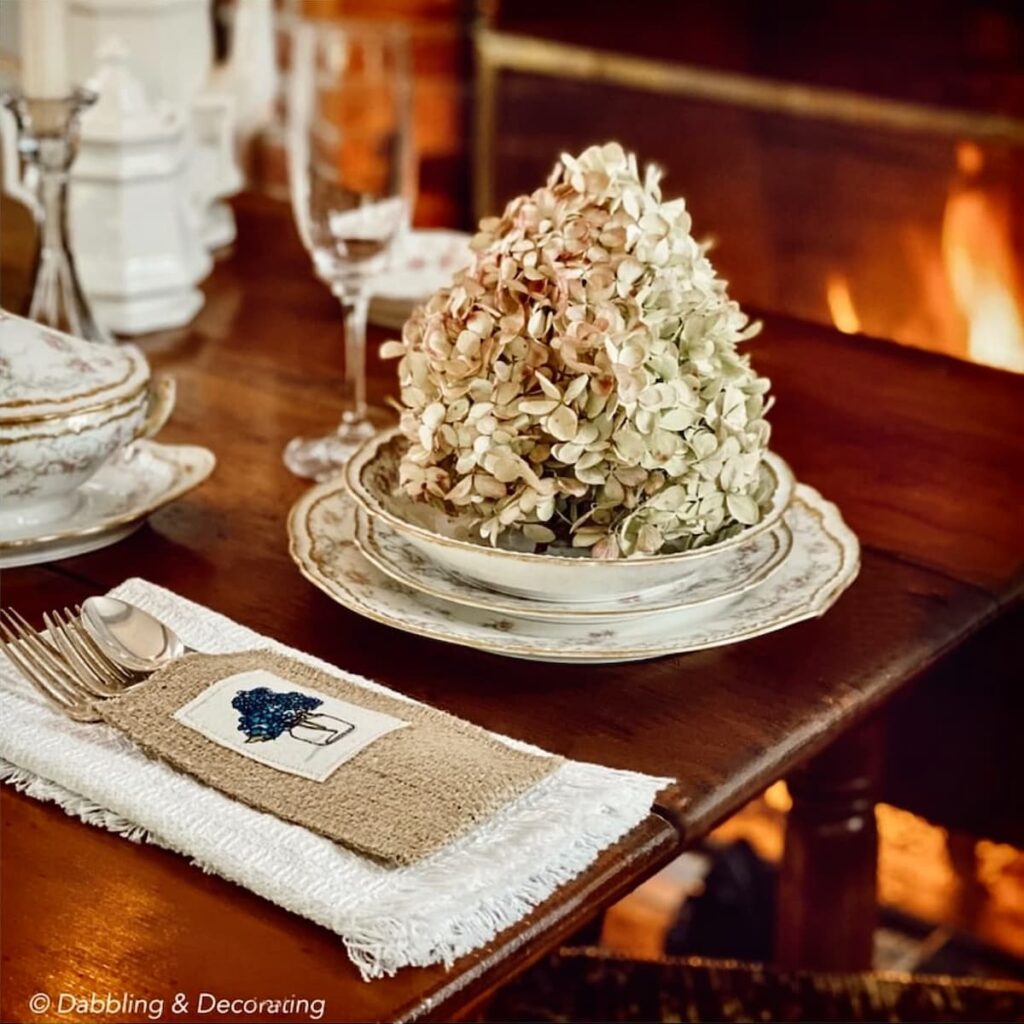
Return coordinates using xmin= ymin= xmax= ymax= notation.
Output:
xmin=0 ymin=311 xmax=174 ymax=531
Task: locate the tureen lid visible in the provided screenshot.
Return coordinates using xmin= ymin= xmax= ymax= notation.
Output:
xmin=0 ymin=310 xmax=149 ymax=424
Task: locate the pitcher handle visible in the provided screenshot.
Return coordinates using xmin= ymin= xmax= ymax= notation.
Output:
xmin=192 ymin=91 xmax=242 ymax=207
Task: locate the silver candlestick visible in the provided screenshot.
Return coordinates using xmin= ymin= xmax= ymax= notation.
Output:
xmin=2 ymin=88 xmax=113 ymax=344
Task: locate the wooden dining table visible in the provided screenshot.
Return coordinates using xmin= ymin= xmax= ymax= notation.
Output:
xmin=2 ymin=195 xmax=1022 ymax=1024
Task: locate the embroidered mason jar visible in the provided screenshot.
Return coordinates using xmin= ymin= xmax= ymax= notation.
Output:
xmin=288 ymin=712 xmax=355 ymax=746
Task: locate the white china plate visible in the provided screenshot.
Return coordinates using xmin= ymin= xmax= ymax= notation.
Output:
xmin=368 ymin=230 xmax=473 ymax=329
xmin=288 ymin=480 xmax=860 ymax=664
xmin=353 ymin=506 xmax=794 ymax=623
xmin=0 ymin=440 xmax=215 ymax=569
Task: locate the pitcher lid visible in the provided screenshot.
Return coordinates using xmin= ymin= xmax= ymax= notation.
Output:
xmin=80 ymin=41 xmax=183 ymax=144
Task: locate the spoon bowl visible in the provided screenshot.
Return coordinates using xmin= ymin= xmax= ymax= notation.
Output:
xmin=81 ymin=596 xmax=189 ymax=674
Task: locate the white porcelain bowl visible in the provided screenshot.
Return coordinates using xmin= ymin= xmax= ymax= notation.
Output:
xmin=0 ymin=312 xmax=175 ymax=533
xmin=345 ymin=427 xmax=796 ymax=603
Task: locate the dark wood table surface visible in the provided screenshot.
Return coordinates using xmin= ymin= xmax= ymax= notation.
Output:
xmin=2 ymin=195 xmax=1022 ymax=1023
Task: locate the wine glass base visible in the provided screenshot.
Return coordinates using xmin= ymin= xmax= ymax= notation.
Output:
xmin=283 ymin=407 xmax=393 ymax=481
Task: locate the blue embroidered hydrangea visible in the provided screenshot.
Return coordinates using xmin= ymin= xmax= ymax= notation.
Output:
xmin=232 ymin=687 xmax=323 ymax=742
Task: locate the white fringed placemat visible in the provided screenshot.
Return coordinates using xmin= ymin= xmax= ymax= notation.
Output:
xmin=0 ymin=578 xmax=671 ymax=979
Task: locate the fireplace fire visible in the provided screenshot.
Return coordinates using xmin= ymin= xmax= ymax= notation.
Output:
xmin=825 ymin=274 xmax=861 ymax=337
xmin=823 ymin=141 xmax=1024 ymax=373
xmin=942 ymin=143 xmax=1024 ymax=372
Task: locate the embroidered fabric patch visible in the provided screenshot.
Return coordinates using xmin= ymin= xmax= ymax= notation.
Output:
xmin=174 ymin=669 xmax=409 ymax=782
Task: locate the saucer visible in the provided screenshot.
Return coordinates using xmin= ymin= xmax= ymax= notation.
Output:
xmin=369 ymin=230 xmax=473 ymax=329
xmin=288 ymin=480 xmax=860 ymax=664
xmin=353 ymin=507 xmax=794 ymax=623
xmin=0 ymin=440 xmax=215 ymax=569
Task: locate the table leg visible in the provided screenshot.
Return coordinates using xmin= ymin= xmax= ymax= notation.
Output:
xmin=775 ymin=717 xmax=884 ymax=970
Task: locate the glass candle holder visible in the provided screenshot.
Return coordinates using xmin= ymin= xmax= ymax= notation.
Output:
xmin=2 ymin=88 xmax=113 ymax=344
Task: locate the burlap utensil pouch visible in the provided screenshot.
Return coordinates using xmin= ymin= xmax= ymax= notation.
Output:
xmin=96 ymin=650 xmax=559 ymax=866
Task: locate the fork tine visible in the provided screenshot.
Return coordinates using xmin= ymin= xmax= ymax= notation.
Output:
xmin=57 ymin=606 xmax=133 ymax=687
xmin=67 ymin=606 xmax=135 ymax=685
xmin=0 ymin=613 xmax=101 ymax=722
xmin=0 ymin=624 xmax=74 ymax=708
xmin=0 ymin=609 xmax=86 ymax=705
xmin=2 ymin=608 xmax=109 ymax=710
xmin=13 ymin=610 xmax=61 ymax=656
xmin=1 ymin=609 xmax=67 ymax=677
xmin=44 ymin=610 xmax=122 ymax=697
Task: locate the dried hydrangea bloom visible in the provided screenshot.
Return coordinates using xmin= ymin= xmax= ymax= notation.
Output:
xmin=381 ymin=142 xmax=773 ymax=558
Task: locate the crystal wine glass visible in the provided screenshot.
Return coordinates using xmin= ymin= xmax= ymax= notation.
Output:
xmin=282 ymin=18 xmax=413 ymax=479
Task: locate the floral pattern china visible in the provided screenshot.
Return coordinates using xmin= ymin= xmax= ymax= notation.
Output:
xmin=368 ymin=230 xmax=473 ymax=329
xmin=353 ymin=504 xmax=794 ymax=622
xmin=0 ymin=312 xmax=173 ymax=531
xmin=0 ymin=310 xmax=147 ymax=416
xmin=288 ymin=480 xmax=860 ymax=664
xmin=346 ymin=429 xmax=796 ymax=603
xmin=0 ymin=440 xmax=215 ymax=569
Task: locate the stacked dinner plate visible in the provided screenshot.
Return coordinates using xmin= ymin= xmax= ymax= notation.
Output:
xmin=288 ymin=428 xmax=861 ymax=664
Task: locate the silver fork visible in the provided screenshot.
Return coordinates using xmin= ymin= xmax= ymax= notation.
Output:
xmin=0 ymin=608 xmax=130 ymax=723
xmin=43 ymin=606 xmax=135 ymax=696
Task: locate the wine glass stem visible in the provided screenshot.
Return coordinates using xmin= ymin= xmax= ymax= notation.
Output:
xmin=338 ymin=291 xmax=369 ymax=425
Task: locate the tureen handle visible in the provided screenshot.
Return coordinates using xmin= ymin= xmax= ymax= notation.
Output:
xmin=137 ymin=377 xmax=176 ymax=440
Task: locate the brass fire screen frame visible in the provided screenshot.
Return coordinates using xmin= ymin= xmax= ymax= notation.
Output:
xmin=473 ymin=27 xmax=1024 ymax=219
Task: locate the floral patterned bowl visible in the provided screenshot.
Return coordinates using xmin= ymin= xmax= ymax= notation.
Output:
xmin=345 ymin=428 xmax=795 ymax=603
xmin=0 ymin=312 xmax=175 ymax=533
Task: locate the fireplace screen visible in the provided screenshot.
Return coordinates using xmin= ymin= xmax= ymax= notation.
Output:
xmin=475 ymin=6 xmax=1024 ymax=373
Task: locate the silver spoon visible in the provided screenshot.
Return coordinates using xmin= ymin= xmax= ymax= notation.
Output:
xmin=81 ymin=596 xmax=191 ymax=674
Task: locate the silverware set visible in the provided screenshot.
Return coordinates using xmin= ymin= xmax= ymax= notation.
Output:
xmin=0 ymin=607 xmax=132 ymax=722
xmin=0 ymin=597 xmax=190 ymax=723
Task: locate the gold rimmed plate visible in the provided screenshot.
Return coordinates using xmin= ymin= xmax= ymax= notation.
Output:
xmin=0 ymin=440 xmax=215 ymax=569
xmin=353 ymin=503 xmax=794 ymax=623
xmin=288 ymin=478 xmax=860 ymax=664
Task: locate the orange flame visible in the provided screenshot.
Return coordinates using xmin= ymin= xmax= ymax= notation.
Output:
xmin=825 ymin=273 xmax=861 ymax=335
xmin=942 ymin=142 xmax=1024 ymax=372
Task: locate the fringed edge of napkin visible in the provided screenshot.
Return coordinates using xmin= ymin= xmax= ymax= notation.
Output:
xmin=0 ymin=746 xmax=669 ymax=979
xmin=1 ymin=759 xmax=153 ymax=843
xmin=336 ymin=764 xmax=670 ymax=977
